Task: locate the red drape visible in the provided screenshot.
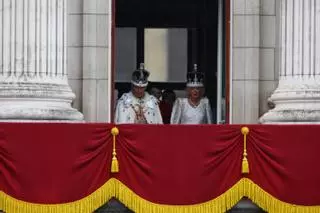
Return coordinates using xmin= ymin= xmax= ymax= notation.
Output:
xmin=0 ymin=123 xmax=319 ymax=206
xmin=0 ymin=123 xmax=113 ymax=203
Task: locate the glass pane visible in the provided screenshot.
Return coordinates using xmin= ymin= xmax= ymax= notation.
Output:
xmin=144 ymin=28 xmax=187 ymax=82
xmin=115 ymin=28 xmax=137 ymax=82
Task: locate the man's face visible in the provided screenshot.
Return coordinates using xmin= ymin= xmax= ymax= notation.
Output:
xmin=189 ymin=87 xmax=201 ymax=99
xmin=132 ymin=86 xmax=146 ymax=98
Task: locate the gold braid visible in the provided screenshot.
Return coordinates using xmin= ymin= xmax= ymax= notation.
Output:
xmin=130 ymin=104 xmax=148 ymax=124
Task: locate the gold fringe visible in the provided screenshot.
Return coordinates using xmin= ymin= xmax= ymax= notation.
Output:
xmin=241 ymin=127 xmax=250 ymax=174
xmin=114 ymin=178 xmax=243 ymax=213
xmin=0 ymin=179 xmax=116 ymax=213
xmin=0 ymin=178 xmax=320 ymax=213
xmin=111 ymin=127 xmax=119 ymax=173
xmin=242 ymin=178 xmax=320 ymax=213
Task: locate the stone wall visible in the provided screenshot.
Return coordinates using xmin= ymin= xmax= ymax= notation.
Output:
xmin=67 ymin=0 xmax=112 ymax=122
xmin=232 ymin=0 xmax=279 ymax=123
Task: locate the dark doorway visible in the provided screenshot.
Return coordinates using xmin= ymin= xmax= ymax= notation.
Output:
xmin=115 ymin=0 xmax=223 ymax=123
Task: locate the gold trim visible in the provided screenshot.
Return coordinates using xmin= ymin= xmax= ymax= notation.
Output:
xmin=1 ymin=178 xmax=319 ymax=213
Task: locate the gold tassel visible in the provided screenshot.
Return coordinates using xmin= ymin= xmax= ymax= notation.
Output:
xmin=241 ymin=127 xmax=249 ymax=174
xmin=242 ymin=156 xmax=249 ymax=174
xmin=111 ymin=127 xmax=120 ymax=173
xmin=111 ymin=156 xmax=119 ymax=173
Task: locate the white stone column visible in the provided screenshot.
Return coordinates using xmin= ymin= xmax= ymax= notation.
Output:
xmin=260 ymin=0 xmax=320 ymax=123
xmin=0 ymin=0 xmax=83 ymax=121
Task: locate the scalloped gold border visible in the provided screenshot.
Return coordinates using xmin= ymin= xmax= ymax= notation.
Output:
xmin=0 ymin=178 xmax=319 ymax=213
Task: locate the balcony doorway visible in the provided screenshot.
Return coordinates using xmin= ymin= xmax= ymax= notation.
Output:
xmin=113 ymin=0 xmax=229 ymax=123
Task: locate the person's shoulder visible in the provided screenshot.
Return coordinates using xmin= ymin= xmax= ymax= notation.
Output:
xmin=145 ymin=92 xmax=159 ymax=108
xmin=201 ymin=97 xmax=210 ymax=104
xmin=176 ymin=97 xmax=187 ymax=104
xmin=118 ymin=92 xmax=133 ymax=106
xmin=146 ymin=92 xmax=156 ymax=100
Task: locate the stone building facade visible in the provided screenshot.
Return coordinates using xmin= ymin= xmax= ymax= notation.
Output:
xmin=66 ymin=0 xmax=320 ymax=125
xmin=1 ymin=0 xmax=318 ymax=124
xmin=0 ymin=0 xmax=319 ymax=212
xmin=68 ymin=0 xmax=280 ymax=124
xmin=0 ymin=0 xmax=281 ymax=124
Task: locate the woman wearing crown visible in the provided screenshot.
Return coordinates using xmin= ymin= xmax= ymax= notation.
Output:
xmin=114 ymin=63 xmax=163 ymax=124
xmin=170 ymin=64 xmax=213 ymax=124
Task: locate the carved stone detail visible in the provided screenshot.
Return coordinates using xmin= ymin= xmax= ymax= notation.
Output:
xmin=260 ymin=0 xmax=320 ymax=124
xmin=0 ymin=0 xmax=83 ymax=121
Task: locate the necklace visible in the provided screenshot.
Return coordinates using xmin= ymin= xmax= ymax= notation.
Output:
xmin=188 ymin=98 xmax=200 ymax=108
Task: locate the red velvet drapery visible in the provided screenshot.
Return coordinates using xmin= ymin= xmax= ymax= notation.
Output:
xmin=0 ymin=123 xmax=319 ymax=212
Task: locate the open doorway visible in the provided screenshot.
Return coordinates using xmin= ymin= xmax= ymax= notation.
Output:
xmin=113 ymin=0 xmax=229 ymax=124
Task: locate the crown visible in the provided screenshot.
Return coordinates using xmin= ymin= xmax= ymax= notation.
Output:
xmin=186 ymin=64 xmax=204 ymax=87
xmin=131 ymin=63 xmax=150 ymax=87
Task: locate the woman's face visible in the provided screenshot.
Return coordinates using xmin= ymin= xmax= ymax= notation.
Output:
xmin=189 ymin=87 xmax=201 ymax=99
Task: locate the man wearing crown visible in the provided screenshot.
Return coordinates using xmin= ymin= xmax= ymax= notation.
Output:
xmin=114 ymin=63 xmax=163 ymax=124
xmin=170 ymin=64 xmax=213 ymax=124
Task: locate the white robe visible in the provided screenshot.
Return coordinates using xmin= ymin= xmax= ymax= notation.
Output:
xmin=170 ymin=97 xmax=213 ymax=124
xmin=115 ymin=92 xmax=163 ymax=124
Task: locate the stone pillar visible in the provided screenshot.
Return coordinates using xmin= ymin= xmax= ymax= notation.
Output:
xmin=260 ymin=0 xmax=320 ymax=123
xmin=82 ymin=0 xmax=111 ymax=122
xmin=0 ymin=0 xmax=83 ymax=121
